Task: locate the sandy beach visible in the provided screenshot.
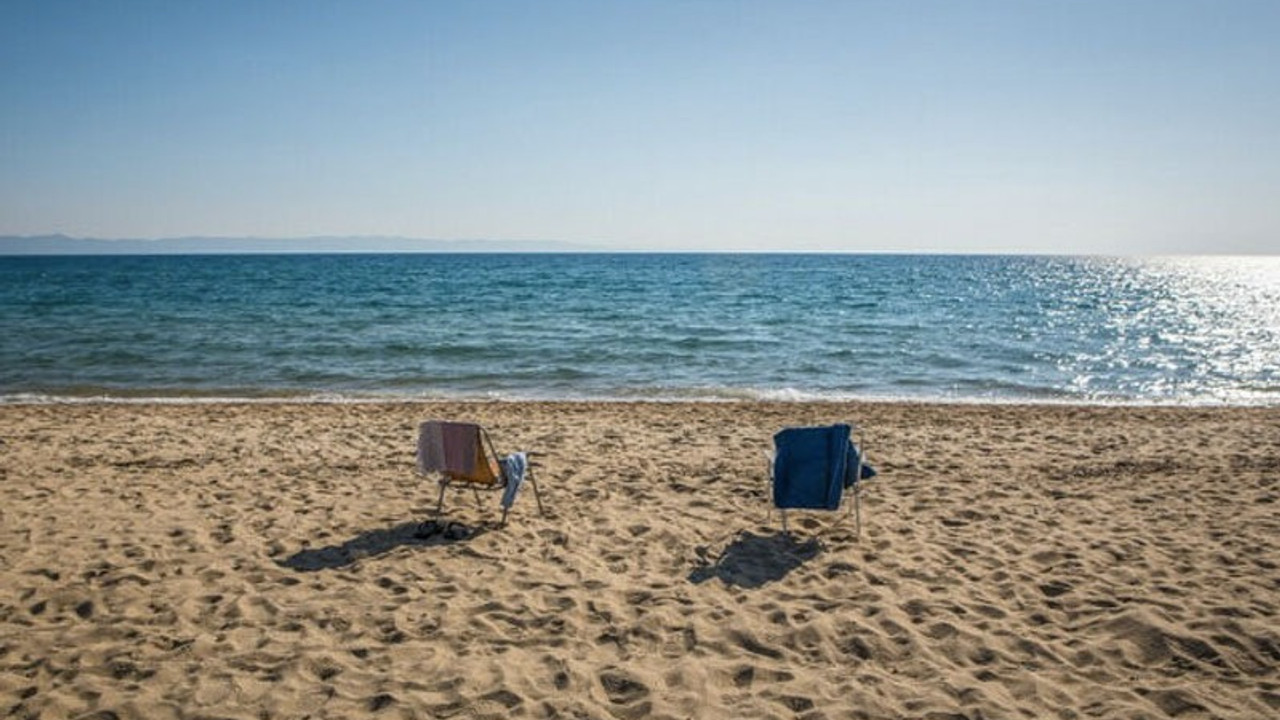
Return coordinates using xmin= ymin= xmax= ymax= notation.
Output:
xmin=1 ymin=401 xmax=1277 ymax=719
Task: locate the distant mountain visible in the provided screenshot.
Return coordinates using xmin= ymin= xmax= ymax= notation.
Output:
xmin=0 ymin=235 xmax=599 ymax=255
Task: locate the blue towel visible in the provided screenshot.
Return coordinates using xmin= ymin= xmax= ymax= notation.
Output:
xmin=772 ymin=424 xmax=851 ymax=511
xmin=843 ymin=441 xmax=877 ymax=489
xmin=499 ymin=452 xmax=527 ymax=510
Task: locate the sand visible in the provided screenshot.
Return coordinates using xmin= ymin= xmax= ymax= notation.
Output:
xmin=1 ymin=401 xmax=1277 ymax=719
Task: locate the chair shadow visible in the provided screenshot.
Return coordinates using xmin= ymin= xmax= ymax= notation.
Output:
xmin=277 ymin=519 xmax=488 ymax=572
xmin=688 ymin=530 xmax=822 ymax=589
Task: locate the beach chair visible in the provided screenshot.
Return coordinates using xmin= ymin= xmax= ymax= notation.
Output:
xmin=766 ymin=423 xmax=874 ymax=535
xmin=416 ymin=421 xmax=545 ymax=525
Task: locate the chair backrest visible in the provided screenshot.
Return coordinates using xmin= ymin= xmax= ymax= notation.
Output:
xmin=417 ymin=421 xmax=501 ymax=485
xmin=771 ymin=424 xmax=852 ymax=511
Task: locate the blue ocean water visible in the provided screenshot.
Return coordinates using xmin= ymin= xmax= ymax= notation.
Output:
xmin=2 ymin=254 xmax=1278 ymax=405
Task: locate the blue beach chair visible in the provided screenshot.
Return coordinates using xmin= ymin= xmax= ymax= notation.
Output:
xmin=767 ymin=423 xmax=875 ymax=535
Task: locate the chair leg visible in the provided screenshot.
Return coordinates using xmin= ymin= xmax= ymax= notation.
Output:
xmin=528 ymin=468 xmax=546 ymax=516
xmin=766 ymin=469 xmax=775 ymax=524
xmin=855 ymin=485 xmax=862 ymax=537
xmin=435 ymin=481 xmax=448 ymax=517
xmin=781 ymin=509 xmax=789 ymax=535
xmin=847 ymin=450 xmax=865 ymax=536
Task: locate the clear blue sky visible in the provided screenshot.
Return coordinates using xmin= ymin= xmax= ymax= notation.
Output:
xmin=2 ymin=0 xmax=1277 ymax=253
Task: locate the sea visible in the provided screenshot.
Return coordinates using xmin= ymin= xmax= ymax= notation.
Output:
xmin=2 ymin=253 xmax=1278 ymax=405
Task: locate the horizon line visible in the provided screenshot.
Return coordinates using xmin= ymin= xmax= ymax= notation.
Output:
xmin=2 ymin=234 xmax=1277 ymax=258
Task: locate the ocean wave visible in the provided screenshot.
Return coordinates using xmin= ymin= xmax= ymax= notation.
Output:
xmin=6 ymin=385 xmax=1279 ymax=407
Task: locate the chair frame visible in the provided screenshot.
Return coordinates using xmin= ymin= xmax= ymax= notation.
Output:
xmin=766 ymin=426 xmax=866 ymax=536
xmin=422 ymin=422 xmax=546 ymax=525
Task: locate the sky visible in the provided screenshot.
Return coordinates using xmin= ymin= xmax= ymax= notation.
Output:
xmin=1 ymin=0 xmax=1278 ymax=254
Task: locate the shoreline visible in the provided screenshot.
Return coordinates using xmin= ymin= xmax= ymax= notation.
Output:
xmin=2 ymin=401 xmax=1277 ymax=718
xmin=5 ymin=393 xmax=1280 ymax=408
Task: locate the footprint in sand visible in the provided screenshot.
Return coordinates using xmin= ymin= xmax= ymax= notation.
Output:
xmin=1038 ymin=580 xmax=1073 ymax=597
xmin=775 ymin=695 xmax=816 ymax=712
xmin=599 ymin=667 xmax=651 ymax=714
xmin=480 ymin=689 xmax=523 ymax=710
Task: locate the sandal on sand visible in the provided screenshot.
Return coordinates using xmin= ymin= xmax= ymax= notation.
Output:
xmin=413 ymin=520 xmax=443 ymax=539
xmin=414 ymin=520 xmax=471 ymax=541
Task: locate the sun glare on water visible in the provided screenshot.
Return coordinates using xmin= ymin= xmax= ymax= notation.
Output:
xmin=1074 ymin=256 xmax=1280 ymax=404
